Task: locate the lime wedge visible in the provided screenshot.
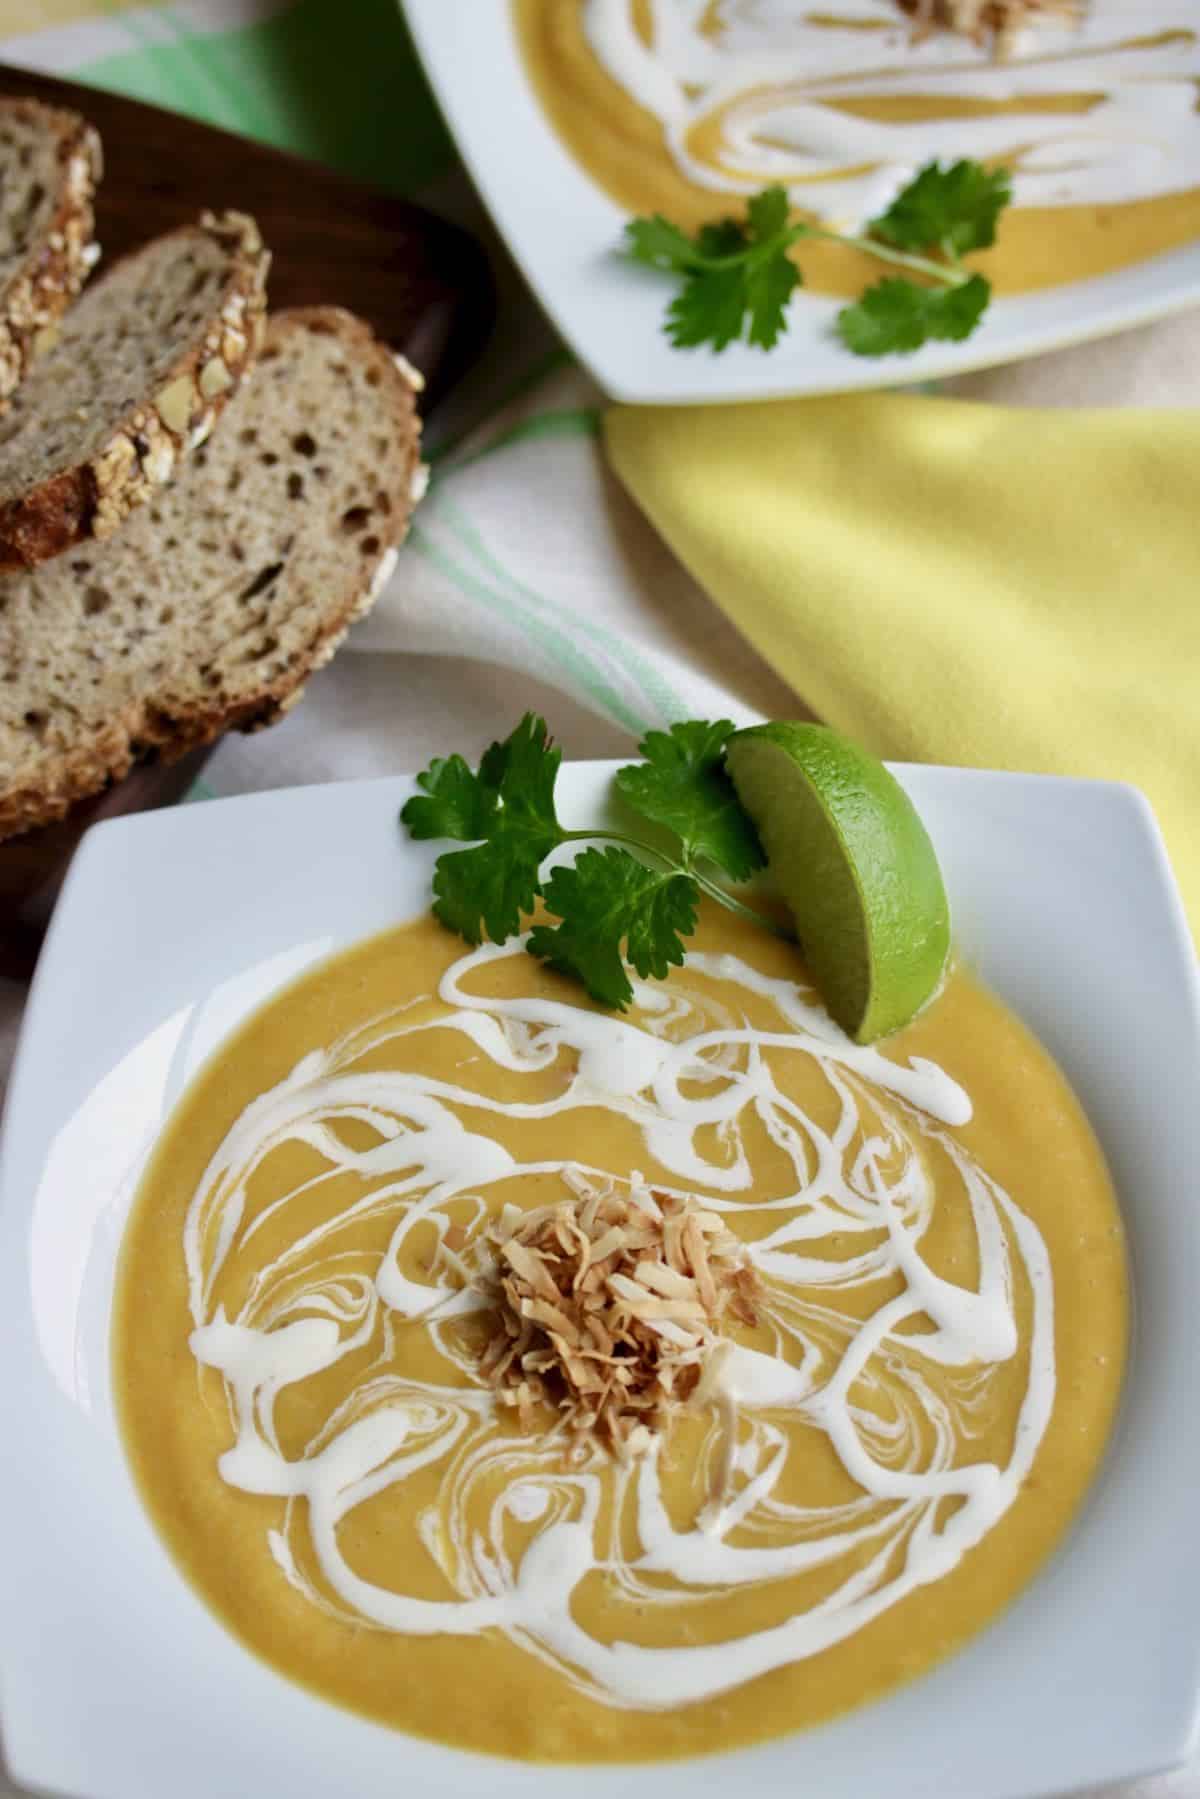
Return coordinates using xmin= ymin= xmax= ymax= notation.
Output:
xmin=725 ymin=723 xmax=950 ymax=1043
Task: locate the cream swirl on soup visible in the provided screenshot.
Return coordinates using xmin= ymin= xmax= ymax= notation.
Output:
xmin=582 ymin=0 xmax=1200 ymax=229
xmin=183 ymin=936 xmax=1054 ymax=1712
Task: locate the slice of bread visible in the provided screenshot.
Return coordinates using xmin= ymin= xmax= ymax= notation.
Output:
xmin=0 ymin=209 xmax=269 ymax=569
xmin=0 ymin=98 xmax=102 ymax=407
xmin=0 ymin=306 xmax=425 ymax=840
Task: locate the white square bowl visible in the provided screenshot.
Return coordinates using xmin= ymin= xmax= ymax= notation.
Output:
xmin=1 ymin=763 xmax=1198 ymax=1799
xmin=401 ymin=0 xmax=1200 ymax=404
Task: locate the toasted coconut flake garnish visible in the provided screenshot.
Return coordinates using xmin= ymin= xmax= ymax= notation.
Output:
xmin=899 ymin=0 xmax=1080 ymax=52
xmin=461 ymin=1173 xmax=760 ymax=1462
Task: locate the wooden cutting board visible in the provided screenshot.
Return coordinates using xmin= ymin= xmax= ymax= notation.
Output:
xmin=0 ymin=66 xmax=495 ymax=983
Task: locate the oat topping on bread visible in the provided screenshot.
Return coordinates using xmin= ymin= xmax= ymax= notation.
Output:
xmin=0 ymin=210 xmax=268 ymax=569
xmin=0 ymin=307 xmax=423 ymax=840
xmin=0 ymin=98 xmax=101 ymax=409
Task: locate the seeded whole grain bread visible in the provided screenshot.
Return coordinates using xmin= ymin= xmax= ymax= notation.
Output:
xmin=0 ymin=99 xmax=102 ymax=409
xmin=0 ymin=209 xmax=269 ymax=569
xmin=0 ymin=306 xmax=425 ymax=839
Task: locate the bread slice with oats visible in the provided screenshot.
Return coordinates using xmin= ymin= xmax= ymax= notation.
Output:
xmin=0 ymin=98 xmax=102 ymax=408
xmin=0 ymin=209 xmax=269 ymax=569
xmin=0 ymin=306 xmax=425 ymax=840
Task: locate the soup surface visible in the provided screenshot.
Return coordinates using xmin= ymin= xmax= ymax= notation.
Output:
xmin=513 ymin=0 xmax=1200 ymax=296
xmin=115 ymin=905 xmax=1126 ymax=1761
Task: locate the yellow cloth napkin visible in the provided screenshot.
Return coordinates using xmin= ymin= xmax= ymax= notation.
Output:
xmin=603 ymin=391 xmax=1200 ymax=936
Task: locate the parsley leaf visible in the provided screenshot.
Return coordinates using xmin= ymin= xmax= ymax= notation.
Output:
xmin=401 ymin=713 xmax=564 ymax=944
xmin=835 ymin=274 xmax=991 ymax=357
xmin=625 ymin=183 xmax=804 ymax=354
xmin=869 ymin=160 xmax=1012 ymax=259
xmin=528 ymin=848 xmax=698 ymax=1009
xmin=615 ymin=720 xmax=765 ymax=880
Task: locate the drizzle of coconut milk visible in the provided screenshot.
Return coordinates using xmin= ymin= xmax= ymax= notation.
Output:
xmin=583 ymin=0 xmax=1200 ymax=228
xmin=183 ymin=936 xmax=1054 ymax=1711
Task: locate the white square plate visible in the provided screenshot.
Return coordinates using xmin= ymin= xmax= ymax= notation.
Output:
xmin=401 ymin=0 xmax=1200 ymax=404
xmin=1 ymin=764 xmax=1198 ymax=1799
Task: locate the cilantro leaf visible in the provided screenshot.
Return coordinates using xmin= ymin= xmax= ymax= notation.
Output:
xmin=430 ymin=841 xmax=542 ymax=948
xmin=401 ymin=713 xmax=563 ymax=944
xmin=870 ymin=160 xmax=1012 ymax=259
xmin=626 ymin=184 xmax=804 ymax=354
xmin=624 ymin=212 xmax=712 ymax=274
xmin=746 ymin=185 xmax=791 ymax=242
xmin=744 ymin=249 xmax=801 ymax=350
xmin=403 ymin=712 xmax=789 ymax=1009
xmin=625 ymin=162 xmax=1007 ymax=362
xmin=400 ymin=753 xmax=500 ymax=842
xmin=697 ymin=219 xmax=749 ymax=259
xmin=528 ymin=848 xmax=698 ymax=1010
xmin=835 ymin=274 xmax=991 ymax=357
xmin=666 ymin=265 xmax=752 ymax=352
xmin=615 ymin=720 xmax=765 ymax=880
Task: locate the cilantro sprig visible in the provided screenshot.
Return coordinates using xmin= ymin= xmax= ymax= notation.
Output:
xmin=622 ymin=159 xmax=1011 ymax=359
xmin=613 ymin=719 xmax=765 ymax=880
xmin=626 ymin=187 xmax=803 ymax=353
xmin=529 ymin=850 xmax=699 ymax=1008
xmin=401 ymin=714 xmax=780 ymax=1010
xmin=402 ymin=713 xmax=562 ymax=943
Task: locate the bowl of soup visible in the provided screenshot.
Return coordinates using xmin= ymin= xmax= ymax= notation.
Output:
xmin=401 ymin=0 xmax=1200 ymax=401
xmin=0 ymin=761 xmax=1197 ymax=1799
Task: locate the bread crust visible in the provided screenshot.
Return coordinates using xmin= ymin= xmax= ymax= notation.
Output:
xmin=0 ymin=307 xmax=425 ymax=841
xmin=0 ymin=98 xmax=102 ymax=410
xmin=0 ymin=210 xmax=270 ymax=570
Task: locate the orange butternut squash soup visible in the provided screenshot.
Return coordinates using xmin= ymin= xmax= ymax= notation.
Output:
xmin=513 ymin=1 xmax=1200 ymax=298
xmin=114 ymin=903 xmax=1126 ymax=1761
